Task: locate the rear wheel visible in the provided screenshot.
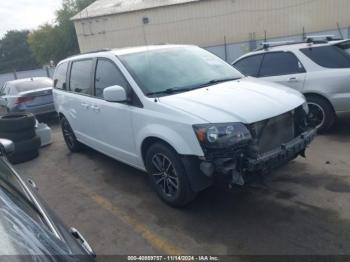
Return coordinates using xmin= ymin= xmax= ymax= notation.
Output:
xmin=307 ymin=96 xmax=335 ymax=133
xmin=61 ymin=117 xmax=83 ymax=152
xmin=145 ymin=143 xmax=196 ymax=207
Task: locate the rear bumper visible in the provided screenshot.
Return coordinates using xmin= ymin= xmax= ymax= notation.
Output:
xmin=245 ymin=128 xmax=317 ymax=172
xmin=12 ymin=104 xmax=56 ymax=115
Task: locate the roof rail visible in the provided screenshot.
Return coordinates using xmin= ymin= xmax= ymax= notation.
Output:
xmin=305 ymin=35 xmax=343 ymax=43
xmin=255 ymin=41 xmax=298 ymax=51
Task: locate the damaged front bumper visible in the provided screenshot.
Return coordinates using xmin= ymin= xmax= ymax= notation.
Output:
xmin=196 ymin=128 xmax=317 ymax=187
xmin=245 ymin=128 xmax=317 ymax=173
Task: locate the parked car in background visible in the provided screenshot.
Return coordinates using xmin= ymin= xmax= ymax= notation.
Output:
xmin=232 ymin=37 xmax=350 ymax=132
xmin=0 ymin=138 xmax=95 ymax=260
xmin=0 ymin=77 xmax=55 ymax=116
xmin=53 ymin=45 xmax=316 ymax=207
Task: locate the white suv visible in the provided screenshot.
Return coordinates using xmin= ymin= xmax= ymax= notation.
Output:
xmin=53 ymin=45 xmax=316 ymax=206
xmin=233 ymin=39 xmax=350 ymax=132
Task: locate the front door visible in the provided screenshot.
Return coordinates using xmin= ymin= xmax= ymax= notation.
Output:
xmin=259 ymin=52 xmax=306 ymax=92
xmin=83 ymin=58 xmax=138 ymax=166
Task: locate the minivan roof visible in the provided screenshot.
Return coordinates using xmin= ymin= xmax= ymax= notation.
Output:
xmin=58 ymin=44 xmax=195 ymax=65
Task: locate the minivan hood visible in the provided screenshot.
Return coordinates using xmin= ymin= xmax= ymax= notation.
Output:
xmin=159 ymin=77 xmax=305 ymax=124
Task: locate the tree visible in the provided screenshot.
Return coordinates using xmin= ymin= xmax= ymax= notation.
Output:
xmin=27 ymin=25 xmax=62 ymax=65
xmin=0 ymin=30 xmax=39 ymax=73
xmin=28 ymin=0 xmax=96 ymax=65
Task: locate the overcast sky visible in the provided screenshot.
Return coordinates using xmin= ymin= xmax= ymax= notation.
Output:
xmin=0 ymin=0 xmax=62 ymax=38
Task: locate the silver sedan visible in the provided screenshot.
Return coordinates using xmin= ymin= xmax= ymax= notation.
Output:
xmin=0 ymin=77 xmax=55 ymax=116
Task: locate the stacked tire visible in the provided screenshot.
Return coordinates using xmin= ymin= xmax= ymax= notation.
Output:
xmin=0 ymin=113 xmax=41 ymax=164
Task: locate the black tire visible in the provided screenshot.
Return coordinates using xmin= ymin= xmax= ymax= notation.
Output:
xmin=14 ymin=136 xmax=41 ymax=154
xmin=8 ymin=150 xmax=39 ymax=165
xmin=0 ymin=129 xmax=36 ymax=142
xmin=306 ymin=96 xmax=336 ymax=133
xmin=145 ymin=143 xmax=196 ymax=207
xmin=0 ymin=113 xmax=36 ymax=132
xmin=61 ymin=117 xmax=83 ymax=152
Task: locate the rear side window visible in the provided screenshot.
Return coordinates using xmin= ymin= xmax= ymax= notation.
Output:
xmin=94 ymin=59 xmax=129 ymax=98
xmin=233 ymin=55 xmax=263 ymax=77
xmin=53 ymin=62 xmax=68 ymax=90
xmin=300 ymin=46 xmax=350 ymax=68
xmin=69 ymin=60 xmax=93 ymax=95
xmin=337 ymin=41 xmax=350 ymax=56
xmin=259 ymin=52 xmax=305 ymax=77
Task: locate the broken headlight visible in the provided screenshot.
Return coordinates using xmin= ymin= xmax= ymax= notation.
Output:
xmin=193 ymin=123 xmax=252 ymax=149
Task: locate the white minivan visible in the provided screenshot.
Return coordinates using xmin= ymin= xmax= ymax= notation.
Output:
xmin=53 ymin=45 xmax=316 ymax=206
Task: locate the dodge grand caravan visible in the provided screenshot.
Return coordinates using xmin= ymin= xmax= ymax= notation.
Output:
xmin=53 ymin=45 xmax=316 ymax=207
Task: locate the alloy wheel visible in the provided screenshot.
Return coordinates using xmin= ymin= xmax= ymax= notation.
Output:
xmin=151 ymin=153 xmax=179 ymax=198
xmin=308 ymin=102 xmax=325 ymax=129
xmin=62 ymin=119 xmax=75 ymax=149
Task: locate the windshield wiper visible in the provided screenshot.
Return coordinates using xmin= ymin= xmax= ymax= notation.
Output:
xmin=199 ymin=77 xmax=241 ymax=87
xmin=146 ymin=77 xmax=241 ymax=97
xmin=146 ymin=87 xmax=191 ymax=96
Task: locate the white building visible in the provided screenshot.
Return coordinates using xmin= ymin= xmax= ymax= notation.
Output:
xmin=72 ymin=0 xmax=350 ymax=61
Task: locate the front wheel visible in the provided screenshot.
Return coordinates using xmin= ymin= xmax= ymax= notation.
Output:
xmin=307 ymin=96 xmax=335 ymax=133
xmin=145 ymin=143 xmax=196 ymax=207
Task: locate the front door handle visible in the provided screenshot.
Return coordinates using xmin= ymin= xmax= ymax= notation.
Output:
xmin=70 ymin=228 xmax=96 ymax=258
xmin=288 ymin=77 xmax=298 ymax=82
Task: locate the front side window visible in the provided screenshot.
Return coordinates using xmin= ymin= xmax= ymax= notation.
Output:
xmin=53 ymin=62 xmax=68 ymax=90
xmin=120 ymin=46 xmax=243 ymax=96
xmin=259 ymin=52 xmax=305 ymax=77
xmin=94 ymin=59 xmax=129 ymax=98
xmin=69 ymin=59 xmax=93 ymax=95
xmin=300 ymin=46 xmax=350 ymax=68
xmin=233 ymin=55 xmax=264 ymax=77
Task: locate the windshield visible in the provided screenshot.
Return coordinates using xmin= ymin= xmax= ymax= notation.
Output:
xmin=119 ymin=46 xmax=243 ymax=96
xmin=0 ymin=188 xmax=71 ymax=256
xmin=0 ymin=161 xmax=46 ymax=227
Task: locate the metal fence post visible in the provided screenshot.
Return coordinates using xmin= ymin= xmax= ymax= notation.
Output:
xmin=13 ymin=70 xmax=17 ymax=80
xmin=224 ymin=36 xmax=228 ymax=62
xmin=45 ymin=66 xmax=50 ymax=78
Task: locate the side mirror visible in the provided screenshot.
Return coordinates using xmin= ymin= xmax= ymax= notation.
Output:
xmin=103 ymin=85 xmax=127 ymax=103
xmin=0 ymin=139 xmax=15 ymax=156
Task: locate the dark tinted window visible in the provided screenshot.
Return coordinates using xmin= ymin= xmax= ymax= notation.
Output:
xmin=53 ymin=62 xmax=68 ymax=90
xmin=337 ymin=41 xmax=350 ymax=55
xmin=301 ymin=46 xmax=350 ymax=68
xmin=95 ymin=59 xmax=129 ymax=98
xmin=233 ymin=55 xmax=263 ymax=77
xmin=259 ymin=52 xmax=305 ymax=77
xmin=14 ymin=78 xmax=53 ymax=93
xmin=70 ymin=60 xmax=92 ymax=95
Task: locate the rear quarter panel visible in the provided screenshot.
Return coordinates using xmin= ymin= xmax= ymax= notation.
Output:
xmin=303 ymin=69 xmax=350 ymax=112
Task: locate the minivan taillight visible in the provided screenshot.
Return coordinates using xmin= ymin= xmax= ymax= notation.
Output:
xmin=16 ymin=96 xmax=34 ymax=104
